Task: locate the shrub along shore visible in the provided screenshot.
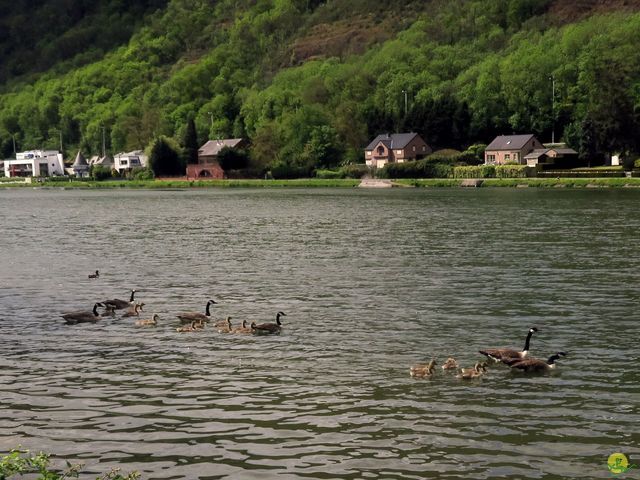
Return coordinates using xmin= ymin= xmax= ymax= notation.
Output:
xmin=2 ymin=177 xmax=640 ymax=189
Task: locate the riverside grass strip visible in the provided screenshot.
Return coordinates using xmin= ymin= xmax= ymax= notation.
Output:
xmin=2 ymin=177 xmax=640 ymax=189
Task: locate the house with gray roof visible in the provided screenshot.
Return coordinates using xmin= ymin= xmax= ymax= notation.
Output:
xmin=364 ymin=133 xmax=432 ymax=168
xmin=484 ymin=134 xmax=546 ymax=165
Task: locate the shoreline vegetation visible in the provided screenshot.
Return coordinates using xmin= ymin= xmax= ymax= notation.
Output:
xmin=2 ymin=177 xmax=640 ymax=189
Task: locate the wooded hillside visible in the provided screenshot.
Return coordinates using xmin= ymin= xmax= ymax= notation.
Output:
xmin=0 ymin=0 xmax=639 ymax=171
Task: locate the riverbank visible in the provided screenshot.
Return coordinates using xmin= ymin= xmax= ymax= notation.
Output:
xmin=2 ymin=177 xmax=640 ymax=189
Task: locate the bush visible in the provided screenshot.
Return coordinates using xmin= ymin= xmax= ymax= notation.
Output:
xmin=130 ymin=167 xmax=154 ymax=180
xmin=453 ymin=165 xmax=534 ymax=178
xmin=90 ymin=165 xmax=112 ymax=180
xmin=270 ymin=163 xmax=312 ymax=179
xmin=315 ymin=169 xmax=343 ymax=179
xmin=379 ymin=158 xmax=453 ymax=178
xmin=340 ymin=164 xmax=369 ymax=179
xmin=634 ymin=159 xmax=640 ymax=169
xmin=0 ymin=447 xmax=140 ymax=479
xmin=224 ymin=168 xmax=267 ymax=179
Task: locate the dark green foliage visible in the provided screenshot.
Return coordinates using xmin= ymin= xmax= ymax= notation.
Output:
xmin=90 ymin=165 xmax=112 ymax=180
xmin=217 ymin=146 xmax=250 ymax=171
xmin=379 ymin=159 xmax=453 ymax=179
xmin=270 ymin=163 xmax=313 ymax=179
xmin=182 ymin=118 xmax=199 ymax=165
xmin=148 ymin=136 xmax=184 ymax=176
xmin=0 ymin=0 xmax=639 ymax=175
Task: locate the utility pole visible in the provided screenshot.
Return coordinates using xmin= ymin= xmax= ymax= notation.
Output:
xmin=11 ymin=134 xmax=16 ymax=157
xmin=551 ymin=75 xmax=555 ymax=144
xmin=402 ymin=90 xmax=408 ymax=118
xmin=59 ymin=130 xmax=63 ymax=153
xmin=101 ymin=126 xmax=106 ymax=157
xmin=207 ymin=112 xmax=214 ymax=129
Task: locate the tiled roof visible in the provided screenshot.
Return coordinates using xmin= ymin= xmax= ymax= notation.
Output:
xmin=365 ymin=133 xmax=422 ymax=150
xmin=486 ymin=134 xmax=535 ymax=151
xmin=199 ymin=139 xmax=245 ymax=157
xmin=524 ymin=149 xmax=549 ymax=159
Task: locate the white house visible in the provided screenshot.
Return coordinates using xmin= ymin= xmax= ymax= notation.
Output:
xmin=4 ymin=150 xmax=65 ymax=177
xmin=113 ymin=150 xmax=147 ymax=174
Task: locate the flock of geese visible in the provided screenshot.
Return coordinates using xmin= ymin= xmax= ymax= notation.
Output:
xmin=65 ymin=277 xmax=566 ymax=376
xmin=410 ymin=327 xmax=567 ymax=379
xmin=61 ymin=288 xmax=287 ymax=336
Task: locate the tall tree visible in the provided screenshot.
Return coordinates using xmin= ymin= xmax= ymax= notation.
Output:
xmin=148 ymin=136 xmax=184 ymax=177
xmin=183 ymin=118 xmax=199 ymax=165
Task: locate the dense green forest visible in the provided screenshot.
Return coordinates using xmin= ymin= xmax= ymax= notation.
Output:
xmin=0 ymin=0 xmax=639 ymax=173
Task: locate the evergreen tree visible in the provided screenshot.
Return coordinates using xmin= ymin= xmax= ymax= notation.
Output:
xmin=149 ymin=136 xmax=184 ymax=177
xmin=183 ymin=118 xmax=199 ymax=165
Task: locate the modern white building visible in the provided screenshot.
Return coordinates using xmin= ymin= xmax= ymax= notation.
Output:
xmin=4 ymin=150 xmax=65 ymax=177
xmin=114 ymin=150 xmax=147 ymax=174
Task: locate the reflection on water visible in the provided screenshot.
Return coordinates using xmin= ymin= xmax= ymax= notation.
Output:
xmin=0 ymin=188 xmax=639 ymax=479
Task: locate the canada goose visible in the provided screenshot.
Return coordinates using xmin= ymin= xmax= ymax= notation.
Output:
xmin=136 ymin=314 xmax=159 ymax=327
xmin=177 ymin=299 xmax=217 ymax=324
xmin=88 ymin=270 xmax=99 ymax=279
xmin=479 ymin=327 xmax=538 ymax=361
xmin=503 ymin=352 xmax=567 ymax=372
xmin=122 ymin=302 xmax=145 ymax=317
xmin=176 ymin=320 xmax=204 ymax=333
xmin=104 ymin=289 xmax=137 ymax=310
xmin=62 ymin=303 xmax=105 ymax=324
xmin=217 ymin=316 xmax=233 ymax=333
xmin=252 ymin=311 xmax=286 ymax=335
xmin=232 ymin=320 xmax=253 ymax=334
xmin=441 ymin=357 xmax=459 ymax=370
xmin=410 ymin=359 xmax=437 ymax=378
xmin=458 ymin=362 xmax=488 ymax=376
xmin=456 ymin=362 xmax=488 ymax=379
xmin=101 ymin=304 xmax=117 ymax=317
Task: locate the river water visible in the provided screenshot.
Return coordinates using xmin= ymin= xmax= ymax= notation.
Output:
xmin=0 ymin=187 xmax=638 ymax=479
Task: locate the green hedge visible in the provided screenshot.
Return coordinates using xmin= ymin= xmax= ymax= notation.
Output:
xmin=538 ymin=169 xmax=625 ymax=178
xmin=316 ymin=164 xmax=370 ymax=179
xmin=453 ymin=164 xmax=535 ymax=178
xmin=379 ymin=158 xmax=454 ymax=179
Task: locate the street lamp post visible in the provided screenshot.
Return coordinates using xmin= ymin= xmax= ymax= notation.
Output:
xmin=551 ymin=76 xmax=555 ymax=144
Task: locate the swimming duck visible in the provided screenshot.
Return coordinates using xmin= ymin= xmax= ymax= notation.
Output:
xmin=177 ymin=299 xmax=217 ymax=324
xmin=232 ymin=320 xmax=253 ymax=335
xmin=122 ymin=302 xmax=144 ymax=317
xmin=217 ymin=316 xmax=233 ymax=333
xmin=88 ymin=270 xmax=99 ymax=279
xmin=104 ymin=289 xmax=137 ymax=310
xmin=502 ymin=352 xmax=567 ymax=372
xmin=62 ymin=302 xmax=105 ymax=324
xmin=479 ymin=327 xmax=538 ymax=362
xmin=456 ymin=362 xmax=488 ymax=379
xmin=441 ymin=357 xmax=459 ymax=370
xmin=252 ymin=311 xmax=286 ymax=335
xmin=136 ymin=314 xmax=159 ymax=327
xmin=410 ymin=359 xmax=437 ymax=378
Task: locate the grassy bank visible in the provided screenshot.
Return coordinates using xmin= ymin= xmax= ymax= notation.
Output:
xmin=2 ymin=177 xmax=640 ymax=189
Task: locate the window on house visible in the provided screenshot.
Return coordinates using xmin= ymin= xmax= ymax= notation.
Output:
xmin=396 ymin=150 xmax=402 ymax=155
xmin=505 ymin=154 xmax=510 ymax=161
xmin=366 ymin=151 xmax=371 ymax=156
xmin=422 ymin=146 xmax=426 ymax=151
xmin=122 ymin=159 xmax=128 ymax=165
xmin=377 ymin=146 xmax=385 ymax=155
xmin=514 ymin=153 xmax=519 ymax=161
